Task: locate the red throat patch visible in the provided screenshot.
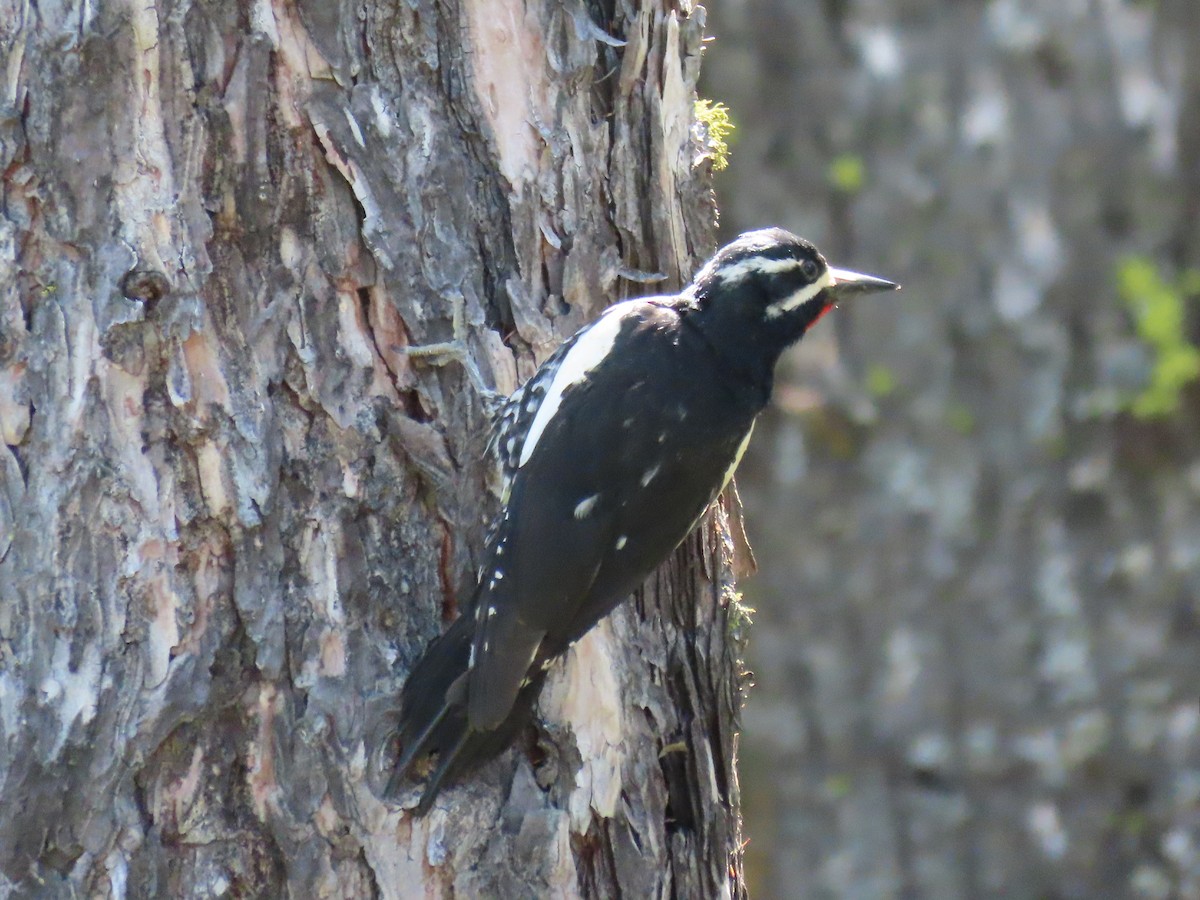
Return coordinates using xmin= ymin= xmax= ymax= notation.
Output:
xmin=810 ymin=302 xmax=836 ymax=328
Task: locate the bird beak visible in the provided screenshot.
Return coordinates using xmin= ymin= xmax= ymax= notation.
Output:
xmin=826 ymin=266 xmax=900 ymax=298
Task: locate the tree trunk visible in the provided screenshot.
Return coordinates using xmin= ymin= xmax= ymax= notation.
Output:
xmin=0 ymin=1 xmax=745 ymax=896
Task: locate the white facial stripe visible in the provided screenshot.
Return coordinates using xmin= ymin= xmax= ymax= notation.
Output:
xmin=519 ymin=300 xmax=638 ymax=467
xmin=713 ymin=255 xmax=804 ymax=283
xmin=764 ymin=268 xmax=834 ymax=319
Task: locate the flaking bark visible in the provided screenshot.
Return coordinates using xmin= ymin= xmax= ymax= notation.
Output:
xmin=0 ymin=1 xmax=744 ymax=896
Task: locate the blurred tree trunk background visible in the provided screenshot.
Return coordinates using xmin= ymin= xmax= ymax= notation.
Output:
xmin=0 ymin=1 xmax=748 ymax=896
xmin=703 ymin=1 xmax=1200 ymax=898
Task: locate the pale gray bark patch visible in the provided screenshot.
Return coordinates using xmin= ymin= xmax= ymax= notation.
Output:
xmin=0 ymin=0 xmax=742 ymax=897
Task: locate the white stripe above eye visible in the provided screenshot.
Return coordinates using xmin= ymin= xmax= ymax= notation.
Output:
xmin=519 ymin=300 xmax=640 ymax=467
xmin=709 ymin=255 xmax=804 ymax=284
xmin=764 ymin=268 xmax=835 ymax=319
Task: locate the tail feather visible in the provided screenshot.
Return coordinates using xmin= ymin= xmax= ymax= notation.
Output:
xmin=415 ymin=727 xmax=471 ymax=815
xmin=387 ymin=608 xmax=551 ymax=813
xmin=387 ymin=690 xmax=453 ymax=797
xmin=387 ymin=614 xmax=472 ymax=795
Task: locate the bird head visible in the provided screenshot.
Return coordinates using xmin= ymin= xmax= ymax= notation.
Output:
xmin=689 ymin=227 xmax=898 ymax=348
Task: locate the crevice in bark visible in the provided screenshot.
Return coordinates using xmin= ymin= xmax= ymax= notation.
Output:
xmin=436 ymin=518 xmax=458 ymax=621
xmin=0 ymin=2 xmax=737 ymax=895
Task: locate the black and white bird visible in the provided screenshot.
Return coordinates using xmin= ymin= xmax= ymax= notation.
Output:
xmin=388 ymin=228 xmax=897 ymax=813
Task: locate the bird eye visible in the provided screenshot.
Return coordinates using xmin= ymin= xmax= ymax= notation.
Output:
xmin=800 ymin=259 xmax=820 ymax=281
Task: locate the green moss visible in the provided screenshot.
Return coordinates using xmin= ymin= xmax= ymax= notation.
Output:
xmin=1116 ymin=255 xmax=1200 ymax=419
xmin=805 ymin=408 xmax=862 ymax=460
xmin=865 ymin=364 xmax=896 ymax=398
xmin=825 ymin=773 xmax=853 ymax=799
xmin=827 ymin=153 xmax=866 ymax=194
xmin=946 ymin=403 xmax=976 ymax=436
xmin=1108 ymin=810 xmax=1149 ymax=837
xmin=727 ymin=591 xmax=755 ymax=637
xmin=1041 ymin=434 xmax=1069 ymax=461
xmin=694 ymin=99 xmax=735 ymax=171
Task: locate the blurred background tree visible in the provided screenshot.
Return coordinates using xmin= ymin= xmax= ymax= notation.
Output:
xmin=702 ymin=1 xmax=1200 ymax=897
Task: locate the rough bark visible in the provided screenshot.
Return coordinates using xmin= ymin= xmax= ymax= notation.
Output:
xmin=703 ymin=1 xmax=1200 ymax=898
xmin=0 ymin=1 xmax=746 ymax=896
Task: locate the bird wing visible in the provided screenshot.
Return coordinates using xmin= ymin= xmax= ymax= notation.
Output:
xmin=466 ymin=300 xmax=668 ymax=729
xmin=466 ymin=296 xmax=757 ymax=731
xmin=489 ymin=326 xmax=586 ymax=503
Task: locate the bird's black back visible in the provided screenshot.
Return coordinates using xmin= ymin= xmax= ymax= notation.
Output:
xmin=386 ymin=227 xmax=896 ymax=814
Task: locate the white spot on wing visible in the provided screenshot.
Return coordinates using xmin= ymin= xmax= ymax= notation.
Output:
xmin=574 ymin=493 xmax=601 ymax=519
xmin=518 ymin=300 xmax=640 ymax=466
xmin=640 ymin=465 xmax=660 ymax=487
xmin=615 ymin=535 xmax=627 ymax=550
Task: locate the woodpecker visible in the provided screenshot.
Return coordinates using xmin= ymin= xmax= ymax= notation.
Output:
xmin=388 ymin=227 xmax=897 ymax=813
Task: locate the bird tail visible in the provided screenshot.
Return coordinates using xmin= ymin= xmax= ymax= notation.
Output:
xmin=386 ymin=612 xmax=473 ymax=811
xmin=386 ymin=611 xmax=548 ymax=815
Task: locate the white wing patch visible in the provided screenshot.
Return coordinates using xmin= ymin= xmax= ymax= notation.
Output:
xmin=492 ymin=341 xmax=574 ymax=498
xmin=518 ymin=300 xmax=640 ymax=467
